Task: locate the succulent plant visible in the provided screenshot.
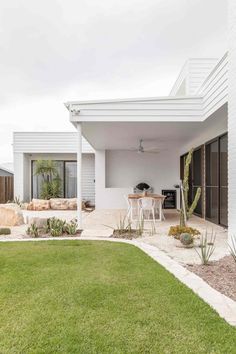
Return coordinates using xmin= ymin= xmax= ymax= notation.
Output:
xmin=0 ymin=228 xmax=11 ymax=235
xmin=26 ymin=223 xmax=39 ymax=237
xmin=180 ymin=232 xmax=193 ymax=246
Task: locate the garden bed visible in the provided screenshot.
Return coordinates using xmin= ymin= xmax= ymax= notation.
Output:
xmin=111 ymin=229 xmax=141 ymax=240
xmin=187 ymin=256 xmax=236 ymax=301
xmin=25 ymin=230 xmax=83 ymax=238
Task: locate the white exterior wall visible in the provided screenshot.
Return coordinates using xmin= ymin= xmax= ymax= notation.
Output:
xmin=228 ymin=0 xmax=236 ymax=236
xmin=179 ymin=105 xmax=228 ymax=155
xmin=170 ymin=58 xmax=219 ymax=96
xmin=13 ymin=132 xmax=95 ymax=204
xmin=95 ymin=149 xmax=180 ymax=209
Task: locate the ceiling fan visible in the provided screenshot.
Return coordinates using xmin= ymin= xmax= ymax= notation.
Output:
xmin=128 ymin=139 xmax=161 ymax=154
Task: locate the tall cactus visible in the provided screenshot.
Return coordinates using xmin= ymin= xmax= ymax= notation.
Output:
xmin=180 ymin=148 xmax=201 ymax=227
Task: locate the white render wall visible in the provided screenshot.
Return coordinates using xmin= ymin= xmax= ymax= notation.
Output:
xmin=228 ymin=0 xmax=236 ymax=236
xmin=95 ymin=149 xmax=180 ymax=209
xmin=13 ymin=132 xmax=95 ymax=204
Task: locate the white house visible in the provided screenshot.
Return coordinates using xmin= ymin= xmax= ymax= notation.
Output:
xmin=13 ymin=53 xmax=230 ymax=230
xmin=13 ymin=132 xmax=95 ymax=205
xmin=65 ymin=53 xmax=229 ymax=229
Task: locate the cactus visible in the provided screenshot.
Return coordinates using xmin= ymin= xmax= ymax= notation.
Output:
xmin=26 ymin=223 xmax=39 ymax=237
xmin=180 ymin=148 xmax=201 ymax=227
xmin=180 ymin=233 xmax=193 ymax=246
xmin=0 ymin=228 xmax=11 ymax=235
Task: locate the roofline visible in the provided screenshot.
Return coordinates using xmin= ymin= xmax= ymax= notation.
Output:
xmin=197 ymin=52 xmax=228 ymax=93
xmin=0 ymin=165 xmax=14 ymax=174
xmin=64 ymin=95 xmax=203 ymax=108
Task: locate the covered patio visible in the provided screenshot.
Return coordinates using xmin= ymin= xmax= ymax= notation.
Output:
xmin=66 ymin=99 xmax=227 ymax=230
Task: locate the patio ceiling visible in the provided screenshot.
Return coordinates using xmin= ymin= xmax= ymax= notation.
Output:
xmin=80 ymin=104 xmax=227 ymax=150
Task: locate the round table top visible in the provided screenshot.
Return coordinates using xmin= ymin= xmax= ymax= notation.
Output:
xmin=128 ymin=193 xmax=166 ymax=199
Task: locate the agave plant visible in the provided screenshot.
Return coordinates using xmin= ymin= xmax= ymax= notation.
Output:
xmin=195 ymin=230 xmax=216 ymax=265
xmin=228 ymin=235 xmax=236 ymax=263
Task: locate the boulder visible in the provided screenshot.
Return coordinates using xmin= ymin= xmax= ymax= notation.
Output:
xmin=28 ymin=217 xmax=48 ymax=229
xmin=68 ymin=198 xmax=77 ymax=210
xmin=0 ymin=204 xmax=24 ymax=226
xmin=50 ymin=198 xmax=69 ymax=210
xmin=32 ymin=199 xmax=50 ymax=211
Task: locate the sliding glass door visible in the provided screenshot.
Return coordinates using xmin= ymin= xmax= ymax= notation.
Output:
xmin=205 ymin=134 xmax=228 ymax=226
xmin=219 ymin=135 xmax=228 ymax=226
xmin=205 ymin=139 xmax=219 ymax=224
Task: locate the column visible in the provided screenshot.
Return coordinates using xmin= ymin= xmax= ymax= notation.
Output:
xmin=77 ymin=122 xmax=82 ymax=228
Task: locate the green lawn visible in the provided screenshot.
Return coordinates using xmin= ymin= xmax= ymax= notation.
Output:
xmin=0 ymin=241 xmax=235 ymax=354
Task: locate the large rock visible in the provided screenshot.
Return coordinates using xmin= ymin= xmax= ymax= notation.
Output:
xmin=68 ymin=198 xmax=77 ymax=210
xmin=50 ymin=198 xmax=69 ymax=210
xmin=28 ymin=217 xmax=48 ymax=229
xmin=0 ymin=204 xmax=24 ymax=226
xmin=32 ymin=199 xmax=50 ymax=211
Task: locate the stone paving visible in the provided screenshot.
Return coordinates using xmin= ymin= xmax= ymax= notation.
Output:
xmin=0 ymin=209 xmax=228 ymax=265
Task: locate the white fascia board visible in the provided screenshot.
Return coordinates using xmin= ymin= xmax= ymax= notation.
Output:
xmin=67 ymin=96 xmax=204 ymax=123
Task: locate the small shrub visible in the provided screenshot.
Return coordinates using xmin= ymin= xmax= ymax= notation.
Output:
xmin=0 ymin=228 xmax=11 ymax=235
xmin=7 ymin=196 xmax=23 ymax=207
xmin=26 ymin=223 xmax=39 ymax=238
xmin=65 ymin=219 xmax=78 ymax=235
xmin=180 ymin=233 xmax=193 ymax=246
xmin=195 ymin=230 xmax=216 ymax=265
xmin=168 ymin=225 xmax=200 ymax=239
xmin=228 ymin=236 xmax=236 ymax=263
xmin=47 ymin=217 xmax=66 ymax=237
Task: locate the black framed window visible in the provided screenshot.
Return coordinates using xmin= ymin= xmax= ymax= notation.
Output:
xmin=205 ymin=139 xmax=219 ymax=224
xmin=31 ymin=160 xmax=77 ymax=199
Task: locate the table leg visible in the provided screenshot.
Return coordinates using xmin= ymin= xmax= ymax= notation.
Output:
xmin=159 ymin=200 xmax=162 ymax=221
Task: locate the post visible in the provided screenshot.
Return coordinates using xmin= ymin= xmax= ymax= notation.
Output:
xmin=228 ymin=0 xmax=236 ymax=240
xmin=77 ymin=122 xmax=82 ymax=229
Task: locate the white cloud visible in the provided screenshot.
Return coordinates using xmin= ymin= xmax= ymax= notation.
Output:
xmin=0 ymin=0 xmax=227 ymax=162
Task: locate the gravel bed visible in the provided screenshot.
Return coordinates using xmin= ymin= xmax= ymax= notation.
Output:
xmin=187 ymin=256 xmax=236 ymax=301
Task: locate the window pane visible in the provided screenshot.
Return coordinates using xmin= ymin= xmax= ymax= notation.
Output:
xmin=32 ymin=160 xmax=64 ymax=198
xmin=220 ymin=135 xmax=228 ymax=187
xmin=193 ymin=148 xmax=202 ymax=186
xmin=65 ymin=162 xmax=77 ymax=198
xmin=220 ymin=187 xmax=228 ymax=226
xmin=193 ymin=186 xmax=202 ymax=215
xmin=206 ymin=140 xmax=219 ymax=186
xmin=220 ymin=134 xmax=228 ymax=226
xmin=206 ymin=186 xmax=219 ymax=224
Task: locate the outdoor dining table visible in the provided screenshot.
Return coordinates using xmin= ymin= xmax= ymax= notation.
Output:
xmin=128 ymin=193 xmax=166 ymax=221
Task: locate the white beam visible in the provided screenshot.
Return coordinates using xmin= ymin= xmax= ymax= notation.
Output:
xmin=77 ymin=122 xmax=82 ymax=228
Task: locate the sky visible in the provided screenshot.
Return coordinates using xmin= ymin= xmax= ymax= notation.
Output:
xmin=0 ymin=0 xmax=227 ymax=163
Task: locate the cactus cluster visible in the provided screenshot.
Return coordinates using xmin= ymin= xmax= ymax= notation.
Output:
xmin=180 ymin=233 xmax=193 ymax=246
xmin=180 ymin=148 xmax=201 ymax=227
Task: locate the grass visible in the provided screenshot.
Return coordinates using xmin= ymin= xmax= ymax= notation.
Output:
xmin=0 ymin=241 xmax=235 ymax=354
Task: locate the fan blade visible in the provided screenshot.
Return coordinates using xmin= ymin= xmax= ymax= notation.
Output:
xmin=143 ymin=150 xmax=160 ymax=154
